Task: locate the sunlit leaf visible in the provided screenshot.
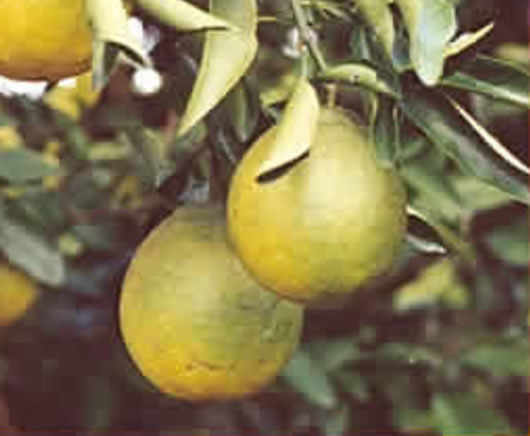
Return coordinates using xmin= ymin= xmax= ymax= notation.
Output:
xmin=178 ymin=0 xmax=258 ymax=135
xmin=395 ymin=0 xmax=457 ymax=85
xmin=442 ymin=55 xmax=530 ymax=109
xmin=444 ymin=22 xmax=494 ymax=58
xmin=86 ymin=0 xmax=151 ymax=89
xmin=257 ymin=78 xmax=319 ymax=179
xmin=432 ymin=392 xmax=514 ymax=435
xmin=394 ymin=258 xmax=469 ymax=311
xmin=134 ymin=0 xmax=234 ymax=31
xmin=281 ymin=350 xmax=339 ymax=409
xmin=399 ymin=88 xmax=529 ymax=204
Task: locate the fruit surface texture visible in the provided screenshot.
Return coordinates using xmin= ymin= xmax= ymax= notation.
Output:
xmin=119 ymin=206 xmax=303 ymax=401
xmin=0 ymin=263 xmax=39 ymax=327
xmin=0 ymin=0 xmax=92 ymax=80
xmin=227 ymin=107 xmax=407 ymax=305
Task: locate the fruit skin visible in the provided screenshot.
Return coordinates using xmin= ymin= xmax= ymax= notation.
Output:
xmin=119 ymin=205 xmax=303 ymax=401
xmin=0 ymin=263 xmax=39 ymax=327
xmin=0 ymin=0 xmax=92 ymax=80
xmin=227 ymin=107 xmax=407 ymax=306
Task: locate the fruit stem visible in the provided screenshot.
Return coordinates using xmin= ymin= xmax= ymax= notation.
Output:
xmin=290 ymin=0 xmax=327 ymax=72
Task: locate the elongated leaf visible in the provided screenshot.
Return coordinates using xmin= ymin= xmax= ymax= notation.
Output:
xmin=444 ymin=23 xmax=494 ymax=58
xmin=432 ymin=392 xmax=513 ymax=435
xmin=134 ymin=0 xmax=234 ymax=31
xmin=395 ymin=0 xmax=457 ymax=85
xmin=460 ymin=343 xmax=529 ymax=377
xmin=257 ymin=78 xmax=319 ymax=178
xmin=352 ymin=0 xmax=395 ymax=59
xmin=177 ymin=0 xmax=258 ymax=136
xmin=319 ymin=63 xmax=398 ymax=97
xmin=0 ymin=213 xmax=65 ymax=286
xmin=371 ymin=96 xmax=400 ymax=165
xmin=442 ymin=55 xmax=530 ymax=108
xmin=224 ymin=80 xmax=260 ymax=143
xmin=449 ymin=98 xmax=529 ymax=175
xmin=0 ymin=149 xmax=58 ymax=182
xmin=399 ymin=88 xmax=529 ymax=204
xmin=86 ymin=0 xmax=150 ymax=89
xmin=406 ymin=206 xmax=474 ymax=260
xmin=281 ymin=351 xmax=339 ymax=409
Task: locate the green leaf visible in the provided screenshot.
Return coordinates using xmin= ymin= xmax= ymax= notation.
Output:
xmin=399 ymin=88 xmax=529 ymax=204
xmin=432 ymin=392 xmax=514 ymax=435
xmin=134 ymin=0 xmax=234 ymax=31
xmin=0 ymin=212 xmax=65 ymax=287
xmin=122 ymin=127 xmax=174 ymax=188
xmin=319 ymin=63 xmax=398 ymax=97
xmin=393 ymin=258 xmax=469 ymax=311
xmin=483 ymin=216 xmax=529 ymax=266
xmin=86 ymin=0 xmax=151 ymax=89
xmin=309 ymin=338 xmax=365 ymax=371
xmin=371 ymin=96 xmax=400 ymax=165
xmin=352 ymin=0 xmax=395 ymax=59
xmin=256 ymin=78 xmax=320 ymax=179
xmin=0 ymin=149 xmax=58 ymax=183
xmin=224 ymin=80 xmax=260 ymax=143
xmin=444 ymin=23 xmax=494 ymax=58
xmin=177 ymin=0 xmax=258 ymax=136
xmin=395 ymin=0 xmax=457 ymax=85
xmin=281 ymin=350 xmax=339 ymax=409
xmin=442 ymin=55 xmax=530 ymax=109
xmin=323 ymin=405 xmax=350 ymax=436
xmin=406 ymin=206 xmax=475 ymax=260
xmin=334 ymin=370 xmax=370 ymax=401
xmin=460 ymin=343 xmax=529 ymax=377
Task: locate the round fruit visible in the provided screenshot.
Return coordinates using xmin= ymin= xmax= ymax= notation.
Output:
xmin=227 ymin=107 xmax=407 ymax=306
xmin=119 ymin=205 xmax=303 ymax=401
xmin=0 ymin=0 xmax=92 ymax=80
xmin=0 ymin=262 xmax=39 ymax=327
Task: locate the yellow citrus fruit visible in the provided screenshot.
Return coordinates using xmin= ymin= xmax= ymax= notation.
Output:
xmin=0 ymin=262 xmax=39 ymax=327
xmin=119 ymin=205 xmax=303 ymax=401
xmin=227 ymin=107 xmax=407 ymax=306
xmin=0 ymin=0 xmax=92 ymax=80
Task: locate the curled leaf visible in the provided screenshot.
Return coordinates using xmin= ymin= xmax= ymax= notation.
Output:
xmin=256 ymin=78 xmax=320 ymax=179
xmin=178 ymin=0 xmax=258 ymax=136
xmin=134 ymin=0 xmax=234 ymax=31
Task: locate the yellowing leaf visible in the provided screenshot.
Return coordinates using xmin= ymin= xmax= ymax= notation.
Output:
xmin=257 ymin=78 xmax=320 ymax=179
xmin=178 ymin=0 xmax=258 ymax=136
xmin=134 ymin=0 xmax=234 ymax=31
